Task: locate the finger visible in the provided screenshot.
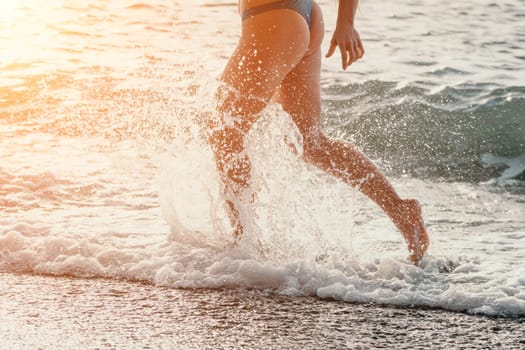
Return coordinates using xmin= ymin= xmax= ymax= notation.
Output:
xmin=357 ymin=40 xmax=365 ymax=59
xmin=339 ymin=45 xmax=348 ymax=70
xmin=352 ymin=41 xmax=361 ymax=62
xmin=348 ymin=42 xmax=357 ymax=65
xmin=325 ymin=40 xmax=336 ymax=58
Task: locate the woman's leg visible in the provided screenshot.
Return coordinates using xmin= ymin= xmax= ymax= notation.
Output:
xmin=274 ymin=3 xmax=429 ymax=263
xmin=209 ymin=9 xmax=311 ymax=237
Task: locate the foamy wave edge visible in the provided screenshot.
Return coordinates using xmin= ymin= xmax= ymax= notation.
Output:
xmin=1 ymin=226 xmax=524 ymax=318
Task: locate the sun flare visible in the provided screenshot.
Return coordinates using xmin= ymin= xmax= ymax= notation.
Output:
xmin=0 ymin=0 xmax=61 ymax=67
xmin=0 ymin=2 xmax=23 ymax=20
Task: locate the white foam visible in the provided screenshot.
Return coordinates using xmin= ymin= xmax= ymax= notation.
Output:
xmin=1 ymin=109 xmax=524 ymax=318
xmin=2 ymin=219 xmax=525 ymax=317
xmin=481 ymin=152 xmax=525 ymax=180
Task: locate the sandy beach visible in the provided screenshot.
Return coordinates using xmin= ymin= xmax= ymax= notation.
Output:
xmin=2 ymin=273 xmax=524 ymax=349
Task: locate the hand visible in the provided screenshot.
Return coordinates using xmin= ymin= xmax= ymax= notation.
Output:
xmin=326 ymin=24 xmax=365 ymax=70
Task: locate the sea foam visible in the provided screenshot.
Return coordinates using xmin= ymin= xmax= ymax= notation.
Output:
xmin=2 ymin=107 xmax=524 ymax=318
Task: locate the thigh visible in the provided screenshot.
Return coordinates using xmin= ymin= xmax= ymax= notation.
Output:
xmin=273 ymin=49 xmax=322 ymax=136
xmin=218 ymin=9 xmax=310 ymax=127
xmin=273 ymin=1 xmax=324 ymax=136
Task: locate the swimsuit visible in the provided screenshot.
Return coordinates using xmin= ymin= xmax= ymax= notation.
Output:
xmin=241 ymin=0 xmax=313 ymax=28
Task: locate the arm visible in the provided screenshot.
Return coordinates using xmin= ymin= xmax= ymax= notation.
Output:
xmin=325 ymin=0 xmax=365 ymax=70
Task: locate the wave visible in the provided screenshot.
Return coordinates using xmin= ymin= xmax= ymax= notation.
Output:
xmin=323 ymin=81 xmax=525 ymax=183
xmin=2 ymin=60 xmax=523 ymax=192
xmin=1 ymin=108 xmax=524 ymax=318
xmin=1 ymin=220 xmax=524 ymax=318
xmin=481 ymin=153 xmax=525 ymax=180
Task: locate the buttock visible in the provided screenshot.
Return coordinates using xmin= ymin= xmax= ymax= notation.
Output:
xmin=240 ymin=0 xmax=313 ymax=28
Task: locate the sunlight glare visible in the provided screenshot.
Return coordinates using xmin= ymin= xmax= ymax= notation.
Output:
xmin=0 ymin=2 xmax=22 ymax=19
xmin=0 ymin=1 xmax=62 ymax=66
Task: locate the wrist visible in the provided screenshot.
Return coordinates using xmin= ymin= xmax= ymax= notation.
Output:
xmin=336 ymin=19 xmax=355 ymax=27
xmin=337 ymin=0 xmax=358 ymax=26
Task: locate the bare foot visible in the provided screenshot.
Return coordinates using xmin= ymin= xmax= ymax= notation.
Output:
xmin=391 ymin=199 xmax=430 ymax=265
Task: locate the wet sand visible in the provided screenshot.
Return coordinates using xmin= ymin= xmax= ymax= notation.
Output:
xmin=1 ymin=273 xmax=523 ymax=349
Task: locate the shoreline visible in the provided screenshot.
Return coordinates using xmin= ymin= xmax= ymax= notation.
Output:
xmin=2 ymin=272 xmax=524 ymax=349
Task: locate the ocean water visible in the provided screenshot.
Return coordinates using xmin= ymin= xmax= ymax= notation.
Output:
xmin=1 ymin=0 xmax=524 ymax=348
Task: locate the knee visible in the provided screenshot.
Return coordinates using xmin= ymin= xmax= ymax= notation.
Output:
xmin=209 ymin=85 xmax=266 ymax=157
xmin=208 ymin=122 xmax=245 ymax=157
xmin=216 ymin=83 xmax=267 ymax=122
xmin=302 ymin=131 xmax=329 ymax=160
xmin=208 ymin=124 xmax=251 ymax=191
